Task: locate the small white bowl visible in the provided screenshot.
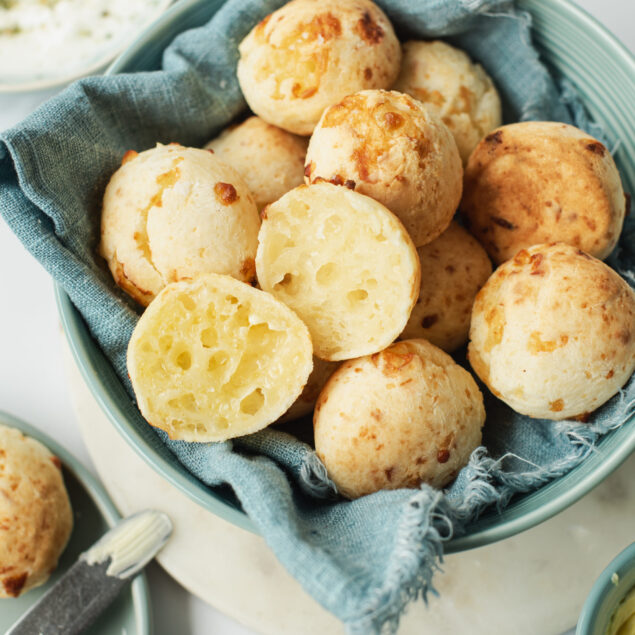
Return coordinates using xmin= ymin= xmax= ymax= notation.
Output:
xmin=0 ymin=0 xmax=172 ymax=94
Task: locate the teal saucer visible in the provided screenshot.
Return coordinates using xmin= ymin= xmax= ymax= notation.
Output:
xmin=0 ymin=410 xmax=152 ymax=635
xmin=577 ymin=541 xmax=635 ymax=635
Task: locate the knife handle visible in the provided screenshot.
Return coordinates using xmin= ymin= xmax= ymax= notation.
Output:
xmin=7 ymin=560 xmax=129 ymax=635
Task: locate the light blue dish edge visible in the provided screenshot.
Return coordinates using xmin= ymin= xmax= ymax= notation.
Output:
xmin=0 ymin=409 xmax=153 ymax=635
xmin=54 ymin=0 xmax=635 ymax=553
xmin=577 ymin=541 xmax=635 ymax=635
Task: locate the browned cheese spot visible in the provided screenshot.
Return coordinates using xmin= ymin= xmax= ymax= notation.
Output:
xmin=240 ymin=258 xmax=256 ymax=280
xmin=484 ymin=306 xmax=505 ymax=352
xmin=292 ymin=83 xmax=317 ymax=99
xmin=513 ymin=249 xmax=531 ymax=266
xmin=529 ymin=252 xmax=545 ymax=276
xmin=606 ymin=369 xmax=615 ymax=379
xmin=371 ymin=408 xmax=382 ymax=421
xmin=152 ymin=165 xmax=182 ymax=208
xmin=383 ymin=111 xmax=404 ymax=130
xmin=585 ymin=141 xmax=606 ymax=156
xmin=326 ymin=174 xmax=356 ymax=190
xmin=355 ymin=11 xmax=384 ymax=44
xmin=384 ymin=467 xmax=394 ymax=481
xmin=437 ymin=449 xmax=450 ymax=463
xmin=51 ymin=456 xmax=62 ymax=469
xmin=491 ymin=215 xmax=516 ymax=230
xmin=381 ymin=351 xmax=415 ymax=375
xmin=528 ymin=332 xmax=568 ymax=354
xmin=549 ymin=398 xmax=564 ymax=412
xmin=304 ymin=162 xmax=313 ymax=178
xmin=583 ymin=216 xmax=597 ymax=231
xmin=351 ymin=147 xmax=372 ymax=182
xmin=3 ymin=572 xmax=28 ymax=597
xmin=254 ymin=13 xmax=271 ymax=41
xmin=421 ymin=314 xmax=438 ymax=329
xmin=364 ymin=67 xmax=373 ymax=80
xmin=121 ymin=150 xmax=138 ymax=165
xmin=214 ymin=182 xmax=238 ymax=205
xmin=485 ymin=130 xmax=503 ymax=145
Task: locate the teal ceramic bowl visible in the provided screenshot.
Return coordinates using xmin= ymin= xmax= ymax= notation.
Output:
xmin=0 ymin=411 xmax=152 ymax=635
xmin=57 ymin=0 xmax=635 ymax=550
xmin=577 ymin=541 xmax=635 ymax=635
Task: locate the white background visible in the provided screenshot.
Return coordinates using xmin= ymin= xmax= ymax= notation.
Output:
xmin=0 ymin=1 xmax=632 ymax=634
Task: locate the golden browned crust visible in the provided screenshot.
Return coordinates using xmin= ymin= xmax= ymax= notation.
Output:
xmin=99 ymin=144 xmax=260 ymax=306
xmin=400 ymin=221 xmax=492 ymax=351
xmin=461 ymin=122 xmax=626 ymax=264
xmin=305 ymin=90 xmax=463 ymax=247
xmin=394 ymin=40 xmax=502 ymax=164
xmin=468 ymin=243 xmax=635 ymax=419
xmin=205 ymin=116 xmax=308 ymax=210
xmin=0 ymin=425 xmax=73 ymax=598
xmin=314 ymin=339 xmax=485 ymax=498
xmin=237 ymin=0 xmax=401 ymax=135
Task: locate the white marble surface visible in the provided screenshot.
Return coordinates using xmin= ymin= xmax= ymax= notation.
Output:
xmin=0 ymin=2 xmax=632 ymax=634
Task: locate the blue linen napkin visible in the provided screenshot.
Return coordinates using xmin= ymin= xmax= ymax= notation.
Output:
xmin=1 ymin=0 xmax=633 ymax=632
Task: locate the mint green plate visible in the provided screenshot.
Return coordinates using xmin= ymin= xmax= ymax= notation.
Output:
xmin=56 ymin=0 xmax=635 ymax=551
xmin=577 ymin=541 xmax=635 ymax=635
xmin=0 ymin=411 xmax=152 ymax=635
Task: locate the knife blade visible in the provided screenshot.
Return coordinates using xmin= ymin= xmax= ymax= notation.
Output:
xmin=7 ymin=509 xmax=172 ymax=635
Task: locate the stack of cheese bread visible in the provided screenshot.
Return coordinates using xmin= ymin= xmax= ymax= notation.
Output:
xmin=100 ymin=0 xmax=634 ymax=499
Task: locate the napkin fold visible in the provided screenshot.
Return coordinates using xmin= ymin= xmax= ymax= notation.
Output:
xmin=1 ymin=0 xmax=633 ymax=632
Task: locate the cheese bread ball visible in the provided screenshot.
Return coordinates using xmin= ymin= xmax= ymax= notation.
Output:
xmin=100 ymin=143 xmax=260 ymax=306
xmin=469 ymin=243 xmax=635 ymax=420
xmin=394 ymin=40 xmax=502 ymax=165
xmin=256 ymin=182 xmax=420 ymax=361
xmin=0 ymin=424 xmax=73 ymax=598
xmin=127 ymin=274 xmax=313 ymax=442
xmin=305 ymin=90 xmax=463 ymax=246
xmin=314 ymin=339 xmax=485 ymax=498
xmin=278 ymin=357 xmax=339 ymax=423
xmin=462 ymin=122 xmax=627 ymax=264
xmin=237 ymin=0 xmax=401 ymax=135
xmin=401 ymin=222 xmax=492 ymax=351
xmin=204 ymin=117 xmax=308 ymax=210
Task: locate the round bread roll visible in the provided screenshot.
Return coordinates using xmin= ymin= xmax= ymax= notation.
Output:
xmin=305 ymin=90 xmax=463 ymax=246
xmin=237 ymin=0 xmax=401 ymax=135
xmin=393 ymin=40 xmax=502 ymax=165
xmin=314 ymin=339 xmax=485 ymax=498
xmin=462 ymin=122 xmax=627 ymax=264
xmin=127 ymin=273 xmax=313 ymax=442
xmin=401 ymin=221 xmax=492 ymax=352
xmin=278 ymin=357 xmax=339 ymax=423
xmin=100 ymin=143 xmax=260 ymax=306
xmin=256 ymin=182 xmax=421 ymax=361
xmin=0 ymin=424 xmax=73 ymax=598
xmin=204 ymin=117 xmax=308 ymax=210
xmin=468 ymin=243 xmax=635 ymax=420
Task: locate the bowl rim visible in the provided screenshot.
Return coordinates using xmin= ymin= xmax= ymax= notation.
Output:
xmin=0 ymin=409 xmax=153 ymax=635
xmin=576 ymin=541 xmax=635 ymax=634
xmin=0 ymin=0 xmax=173 ymax=94
xmin=56 ymin=0 xmax=635 ymax=551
